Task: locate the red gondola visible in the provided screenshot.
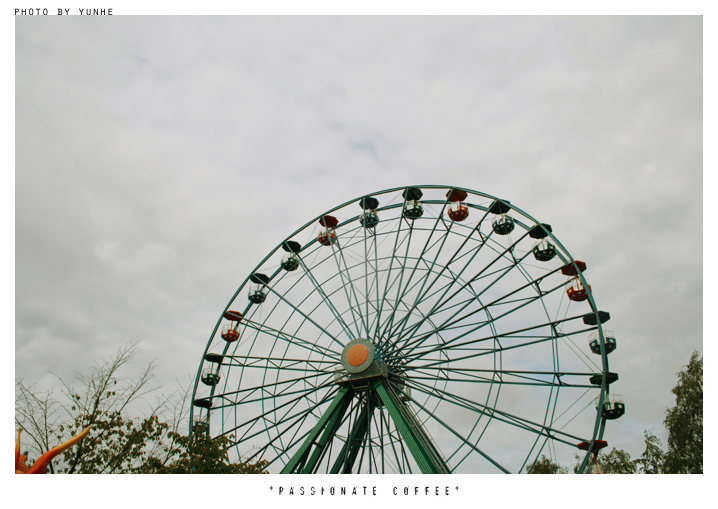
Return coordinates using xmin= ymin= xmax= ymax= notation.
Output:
xmin=446 ymin=189 xmax=469 ymax=222
xmin=566 ymin=277 xmax=591 ymax=302
xmin=577 ymin=440 xmax=608 ymax=474
xmin=318 ymin=215 xmax=338 ymax=246
xmin=221 ymin=310 xmax=242 ymax=342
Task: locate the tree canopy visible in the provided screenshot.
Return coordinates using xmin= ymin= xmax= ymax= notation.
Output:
xmin=574 ymin=448 xmax=637 ymax=474
xmin=634 ymin=351 xmax=702 ymax=474
xmin=525 ymin=454 xmax=568 ymax=474
xmin=15 ymin=341 xmax=267 ymax=474
xmin=143 ymin=432 xmax=268 ymax=474
xmin=663 ymin=351 xmax=702 ymax=474
xmin=635 ymin=430 xmax=665 ymax=474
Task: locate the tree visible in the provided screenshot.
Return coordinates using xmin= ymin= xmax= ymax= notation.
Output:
xmin=16 ymin=340 xmax=269 ymax=474
xmin=634 ymin=352 xmax=702 ymax=474
xmin=16 ymin=342 xmax=181 ymax=473
xmin=16 ymin=341 xmax=172 ymax=473
xmin=572 ymin=445 xmax=639 ymax=474
xmin=525 ymin=454 xmax=568 ymax=474
xmin=636 ymin=429 xmax=665 ymax=474
xmin=584 ymin=448 xmax=637 ymax=474
xmin=143 ymin=432 xmax=269 ymax=474
xmin=601 ymin=448 xmax=637 ymax=474
xmin=663 ymin=351 xmax=702 ymax=474
xmin=15 ymin=382 xmax=64 ymax=473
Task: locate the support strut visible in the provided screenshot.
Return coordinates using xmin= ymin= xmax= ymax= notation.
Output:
xmin=330 ymin=393 xmax=375 ymax=473
xmin=373 ymin=379 xmax=450 ymax=474
xmin=281 ymin=386 xmax=354 ymax=474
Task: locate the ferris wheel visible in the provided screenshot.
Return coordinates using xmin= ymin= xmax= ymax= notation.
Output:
xmin=189 ymin=185 xmax=623 ymax=474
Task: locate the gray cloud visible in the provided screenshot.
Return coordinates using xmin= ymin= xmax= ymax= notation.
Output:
xmin=15 ymin=15 xmax=701 ymax=467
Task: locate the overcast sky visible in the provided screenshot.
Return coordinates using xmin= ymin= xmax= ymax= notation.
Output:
xmin=15 ymin=15 xmax=702 ymax=475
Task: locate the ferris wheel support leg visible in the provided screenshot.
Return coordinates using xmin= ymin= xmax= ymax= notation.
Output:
xmin=281 ymin=386 xmax=354 ymax=474
xmin=329 ymin=394 xmax=376 ymax=474
xmin=373 ymin=380 xmax=451 ymax=474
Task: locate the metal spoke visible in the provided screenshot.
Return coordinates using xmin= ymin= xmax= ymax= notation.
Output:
xmin=263 ymin=285 xmax=346 ymax=349
xmin=391 ymin=380 xmax=510 ymax=473
xmin=329 ymin=224 xmax=370 ymax=337
xmin=385 ymin=210 xmax=491 ymax=344
xmin=390 ymin=236 xmax=538 ymax=353
xmin=402 ymin=365 xmax=598 ymax=389
xmin=377 ymin=199 xmax=450 ymax=348
xmin=397 ymin=277 xmax=570 ymax=361
xmin=402 ymin=375 xmax=588 ymax=445
xmin=218 ymin=375 xmax=336 ymax=439
xmin=191 ymin=186 xmax=610 ymax=474
xmin=297 ymin=255 xmax=356 ymax=340
xmin=240 ymin=317 xmax=343 ymax=359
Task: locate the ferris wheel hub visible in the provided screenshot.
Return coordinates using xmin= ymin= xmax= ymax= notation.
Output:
xmin=341 ymin=338 xmax=375 ymax=373
xmin=347 ymin=344 xmax=369 ymax=366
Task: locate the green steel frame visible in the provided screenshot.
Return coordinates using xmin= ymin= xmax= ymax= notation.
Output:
xmin=373 ymin=380 xmax=450 ymax=474
xmin=190 ymin=185 xmax=617 ymax=474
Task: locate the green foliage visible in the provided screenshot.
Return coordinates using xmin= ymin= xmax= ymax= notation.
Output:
xmin=16 ymin=341 xmax=170 ymax=474
xmin=16 ymin=341 xmax=269 ymax=474
xmin=525 ymin=454 xmax=567 ymax=474
xmin=634 ymin=352 xmax=702 ymax=474
xmin=56 ymin=413 xmax=169 ymax=473
xmin=663 ymin=351 xmax=702 ymax=474
xmin=143 ymin=432 xmax=269 ymax=474
xmin=573 ymin=448 xmax=636 ymax=474
xmin=600 ymin=448 xmax=637 ymax=474
xmin=636 ymin=429 xmax=665 ymax=474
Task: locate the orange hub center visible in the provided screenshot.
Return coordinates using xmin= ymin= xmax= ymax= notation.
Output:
xmin=347 ymin=344 xmax=369 ymax=367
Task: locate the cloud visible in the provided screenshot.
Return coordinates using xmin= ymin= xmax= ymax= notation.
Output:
xmin=15 ymin=15 xmax=701 ymax=469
